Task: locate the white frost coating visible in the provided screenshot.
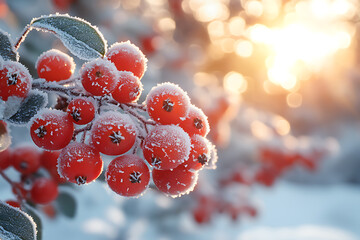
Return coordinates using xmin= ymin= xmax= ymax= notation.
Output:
xmin=35 ymin=49 xmax=75 ymax=73
xmin=145 ymin=82 xmax=191 ymax=112
xmin=107 ymin=41 xmax=148 ymax=70
xmin=80 ymin=58 xmax=119 ymax=94
xmin=30 ymin=13 xmax=108 ymax=60
xmin=143 ymin=125 xmax=191 ymax=168
xmin=205 ymin=140 xmax=218 ymax=170
xmin=0 ymin=96 xmax=22 ymax=120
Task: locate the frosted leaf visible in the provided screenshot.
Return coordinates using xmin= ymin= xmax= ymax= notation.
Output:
xmin=8 ymin=90 xmax=48 ymax=125
xmin=0 ymin=201 xmax=37 ymax=240
xmin=0 ymin=97 xmax=22 ymax=120
xmin=30 ymin=14 xmax=107 ymax=60
xmin=0 ymin=226 xmax=22 ymax=240
xmin=0 ymin=30 xmax=18 ymax=61
xmin=0 ymin=120 xmax=11 ymax=152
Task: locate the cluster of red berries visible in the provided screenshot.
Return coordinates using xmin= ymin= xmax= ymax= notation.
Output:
xmin=192 ymin=194 xmax=257 ymax=224
xmin=220 ymin=147 xmax=322 ymax=188
xmin=0 ymin=146 xmax=62 ymax=207
xmin=0 ymin=40 xmax=214 ymax=199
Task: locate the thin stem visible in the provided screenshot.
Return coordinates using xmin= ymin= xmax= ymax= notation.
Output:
xmin=0 ymin=170 xmax=26 ymax=207
xmin=14 ymin=25 xmax=32 ymax=50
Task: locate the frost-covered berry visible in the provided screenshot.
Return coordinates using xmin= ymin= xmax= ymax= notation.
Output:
xmin=145 ymin=82 xmax=190 ymax=125
xmin=90 ymin=111 xmax=137 ymax=156
xmin=106 ymin=41 xmax=147 ymax=79
xmin=0 ymin=149 xmax=11 ymax=170
xmin=0 ymin=61 xmax=32 ymax=101
xmin=182 ymin=135 xmax=211 ymax=171
xmin=30 ymin=109 xmax=74 ymax=150
xmin=111 ymin=71 xmax=143 ymax=103
xmin=142 ymin=125 xmax=191 ymax=170
xmin=30 ymin=177 xmax=59 ymax=204
xmin=106 ymin=154 xmax=150 ymax=197
xmin=80 ymin=58 xmax=119 ymax=96
xmin=12 ymin=146 xmax=41 ymax=175
xmin=58 ymin=142 xmax=103 ymax=185
xmin=66 ymin=97 xmax=95 ymax=125
xmin=36 ymin=49 xmax=75 ymax=82
xmin=179 ymin=105 xmax=210 ymax=137
xmin=152 ymin=165 xmax=198 ymax=197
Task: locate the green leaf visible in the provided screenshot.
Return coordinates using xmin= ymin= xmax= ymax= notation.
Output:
xmin=56 ymin=192 xmax=77 ymax=218
xmin=0 ymin=202 xmax=37 ymax=240
xmin=30 ymin=14 xmax=107 ymax=60
xmin=8 ymin=90 xmax=48 ymax=125
xmin=0 ymin=30 xmax=18 ymax=61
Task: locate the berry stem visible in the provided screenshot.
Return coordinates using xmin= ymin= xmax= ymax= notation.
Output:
xmin=119 ymin=103 xmax=156 ymax=134
xmin=32 ymin=79 xmax=88 ymax=98
xmin=0 ymin=169 xmax=26 ymax=207
xmin=14 ymin=25 xmax=31 ymax=50
xmin=73 ymin=123 xmax=93 ymax=141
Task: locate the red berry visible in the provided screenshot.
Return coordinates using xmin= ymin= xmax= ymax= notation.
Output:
xmin=5 ymin=200 xmax=20 ymax=208
xmin=142 ymin=125 xmax=191 ymax=170
xmin=111 ymin=71 xmax=143 ymax=103
xmin=66 ymin=97 xmax=95 ymax=125
xmin=179 ymin=105 xmax=209 ymax=137
xmin=52 ymin=0 xmax=75 ymax=11
xmin=80 ymin=58 xmax=119 ymax=96
xmin=106 ymin=154 xmax=150 ymax=197
xmin=40 ymin=150 xmax=60 ymax=170
xmin=145 ymin=82 xmax=190 ymax=124
xmin=182 ymin=135 xmax=211 ymax=171
xmin=40 ymin=150 xmax=66 ymax=183
xmin=41 ymin=204 xmax=57 ymax=218
xmin=30 ymin=109 xmax=74 ymax=150
xmin=0 ymin=61 xmax=32 ymax=101
xmin=152 ymin=164 xmax=198 ymax=197
xmin=30 ymin=177 xmax=59 ymax=204
xmin=12 ymin=146 xmax=41 ymax=175
xmin=90 ymin=111 xmax=137 ymax=155
xmin=192 ymin=206 xmax=212 ymax=224
xmin=106 ymin=41 xmax=147 ymax=79
xmin=0 ymin=149 xmax=11 ymax=170
xmin=58 ymin=142 xmax=103 ymax=185
xmin=36 ymin=49 xmax=75 ymax=82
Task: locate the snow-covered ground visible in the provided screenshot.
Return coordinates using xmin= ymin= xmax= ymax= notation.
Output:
xmin=3 ymin=176 xmax=358 ymax=240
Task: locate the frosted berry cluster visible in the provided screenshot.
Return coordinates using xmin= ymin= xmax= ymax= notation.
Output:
xmin=0 ymin=41 xmax=214 ymax=200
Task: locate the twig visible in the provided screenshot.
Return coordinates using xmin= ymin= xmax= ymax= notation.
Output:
xmin=0 ymin=170 xmax=26 ymax=207
xmin=14 ymin=25 xmax=31 ymax=50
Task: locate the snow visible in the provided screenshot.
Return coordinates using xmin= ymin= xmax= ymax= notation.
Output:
xmin=238 ymin=226 xmax=358 ymax=240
